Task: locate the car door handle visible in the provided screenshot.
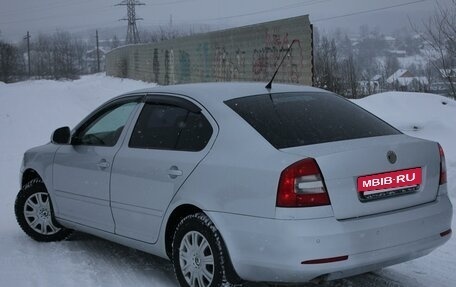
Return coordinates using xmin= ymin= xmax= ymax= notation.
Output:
xmin=168 ymin=166 xmax=183 ymax=178
xmin=97 ymin=160 xmax=110 ymax=169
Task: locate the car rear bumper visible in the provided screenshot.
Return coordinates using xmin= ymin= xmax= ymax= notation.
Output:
xmin=206 ymin=194 xmax=453 ymax=283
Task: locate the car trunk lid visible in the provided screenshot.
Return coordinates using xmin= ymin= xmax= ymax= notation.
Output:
xmin=281 ymin=134 xmax=440 ymax=219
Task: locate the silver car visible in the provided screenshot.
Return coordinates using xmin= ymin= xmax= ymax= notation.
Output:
xmin=15 ymin=83 xmax=452 ymax=286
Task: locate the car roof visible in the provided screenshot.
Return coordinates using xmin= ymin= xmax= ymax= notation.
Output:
xmin=122 ymin=82 xmax=328 ymax=104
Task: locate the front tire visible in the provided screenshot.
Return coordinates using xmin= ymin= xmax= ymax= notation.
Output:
xmin=15 ymin=179 xmax=72 ymax=242
xmin=172 ymin=213 xmax=239 ymax=287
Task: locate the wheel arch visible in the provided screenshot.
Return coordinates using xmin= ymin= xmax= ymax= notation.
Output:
xmin=164 ymin=203 xmax=243 ymax=283
xmin=22 ymin=168 xmax=43 ymax=187
xmin=164 ymin=204 xmax=202 ymax=259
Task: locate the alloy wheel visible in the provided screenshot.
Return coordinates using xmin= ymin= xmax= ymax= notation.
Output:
xmin=23 ymin=192 xmax=61 ymax=235
xmin=179 ymin=230 xmax=215 ymax=287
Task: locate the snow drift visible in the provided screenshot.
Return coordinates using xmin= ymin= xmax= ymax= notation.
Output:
xmin=0 ymin=76 xmax=454 ymax=287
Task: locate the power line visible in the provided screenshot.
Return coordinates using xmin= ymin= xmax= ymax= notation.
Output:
xmin=112 ymin=0 xmax=427 ymax=31
xmin=176 ymin=0 xmax=428 ymax=25
xmin=1 ymin=0 xmax=431 ymax=41
xmin=197 ymin=0 xmax=334 ymax=22
xmin=313 ymin=0 xmax=429 ymax=22
xmin=148 ymin=0 xmax=196 ymax=6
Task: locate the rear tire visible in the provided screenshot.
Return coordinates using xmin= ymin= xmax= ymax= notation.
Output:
xmin=172 ymin=213 xmax=241 ymax=287
xmin=15 ymin=179 xmax=72 ymax=242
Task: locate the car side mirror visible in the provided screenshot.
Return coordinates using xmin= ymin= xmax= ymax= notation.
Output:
xmin=51 ymin=126 xmax=71 ymax=145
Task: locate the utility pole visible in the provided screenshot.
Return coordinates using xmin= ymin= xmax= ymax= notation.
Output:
xmin=96 ymin=30 xmax=100 ymax=73
xmin=116 ymin=0 xmax=145 ymax=44
xmin=23 ymin=31 xmax=31 ymax=77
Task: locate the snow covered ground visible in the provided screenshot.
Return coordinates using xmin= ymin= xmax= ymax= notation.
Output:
xmin=0 ymin=75 xmax=454 ymax=287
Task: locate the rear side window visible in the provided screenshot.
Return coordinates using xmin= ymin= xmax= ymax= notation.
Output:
xmin=225 ymin=92 xmax=400 ymax=149
xmin=129 ymin=103 xmax=213 ymax=151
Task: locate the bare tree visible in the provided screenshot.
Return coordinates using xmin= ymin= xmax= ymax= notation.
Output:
xmin=111 ymin=35 xmax=121 ymax=49
xmin=29 ymin=31 xmax=88 ymax=80
xmin=338 ymin=35 xmax=359 ymax=98
xmin=342 ymin=54 xmax=359 ymax=98
xmin=315 ymin=36 xmax=343 ymax=94
xmin=52 ymin=31 xmax=76 ymax=79
xmin=0 ymin=41 xmax=23 ymax=83
xmin=140 ymin=24 xmax=212 ymax=44
xmin=32 ymin=34 xmax=55 ymax=78
xmin=417 ymin=0 xmax=456 ymax=98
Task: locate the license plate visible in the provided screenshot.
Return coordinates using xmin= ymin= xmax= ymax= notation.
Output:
xmin=357 ymin=167 xmax=422 ymax=195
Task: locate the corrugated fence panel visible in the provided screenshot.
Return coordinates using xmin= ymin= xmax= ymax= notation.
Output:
xmin=106 ymin=15 xmax=313 ymax=85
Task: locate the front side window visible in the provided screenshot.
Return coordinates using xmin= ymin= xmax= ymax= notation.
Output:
xmin=75 ymin=101 xmax=137 ymax=146
xmin=129 ymin=103 xmax=213 ymax=151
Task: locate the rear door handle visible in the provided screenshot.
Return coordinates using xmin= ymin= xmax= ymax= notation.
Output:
xmin=97 ymin=159 xmax=110 ymax=169
xmin=168 ymin=166 xmax=183 ymax=178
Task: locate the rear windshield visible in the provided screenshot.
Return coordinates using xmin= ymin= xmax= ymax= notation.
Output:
xmin=225 ymin=92 xmax=400 ymax=149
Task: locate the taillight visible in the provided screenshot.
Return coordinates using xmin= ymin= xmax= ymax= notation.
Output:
xmin=438 ymin=143 xmax=447 ymax=185
xmin=277 ymin=158 xmax=330 ymax=207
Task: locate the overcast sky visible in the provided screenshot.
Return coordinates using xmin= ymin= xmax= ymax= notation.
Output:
xmin=0 ymin=0 xmax=452 ymax=42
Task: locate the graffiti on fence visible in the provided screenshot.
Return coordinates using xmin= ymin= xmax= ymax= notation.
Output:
xmin=252 ymin=29 xmax=304 ymax=83
xmin=213 ymin=46 xmax=246 ymax=82
xmin=164 ymin=49 xmax=170 ymax=85
xmin=153 ymin=48 xmax=160 ymax=83
xmin=196 ymin=43 xmax=210 ymax=81
xmin=178 ymin=50 xmax=191 ymax=83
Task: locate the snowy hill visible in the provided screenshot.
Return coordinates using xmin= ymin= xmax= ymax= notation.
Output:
xmin=0 ymin=76 xmax=454 ymax=287
xmin=355 ymin=91 xmax=456 ymax=193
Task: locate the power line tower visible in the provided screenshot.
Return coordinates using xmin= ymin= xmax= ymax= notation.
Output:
xmin=116 ymin=0 xmax=145 ymax=44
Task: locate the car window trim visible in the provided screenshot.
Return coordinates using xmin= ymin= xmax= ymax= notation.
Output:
xmin=71 ymin=95 xmax=144 ymax=146
xmin=145 ymin=94 xmax=201 ymax=113
xmin=128 ymin=102 xmax=212 ymax=152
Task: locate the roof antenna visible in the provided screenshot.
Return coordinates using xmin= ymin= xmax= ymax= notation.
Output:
xmin=265 ymin=39 xmax=298 ymax=90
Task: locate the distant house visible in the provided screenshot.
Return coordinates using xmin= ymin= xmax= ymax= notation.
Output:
xmin=387 ymin=50 xmax=407 ymax=56
xmin=384 ymin=36 xmax=396 ymax=42
xmin=387 ymin=69 xmax=413 ymax=83
xmin=430 ymin=69 xmax=456 ymax=96
xmin=371 ymin=74 xmax=382 ymax=82
xmin=430 ymin=82 xmax=449 ymax=93
xmin=358 ymin=75 xmax=383 ymax=96
xmin=86 ymin=48 xmax=107 ymax=73
xmin=386 ymin=69 xmax=428 ymax=91
xmin=384 ymin=36 xmax=396 ymax=49
xmin=358 ymin=81 xmax=379 ymax=95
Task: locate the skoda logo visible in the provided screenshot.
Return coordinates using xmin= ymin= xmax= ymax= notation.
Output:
xmin=387 ymin=151 xmax=397 ymax=164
